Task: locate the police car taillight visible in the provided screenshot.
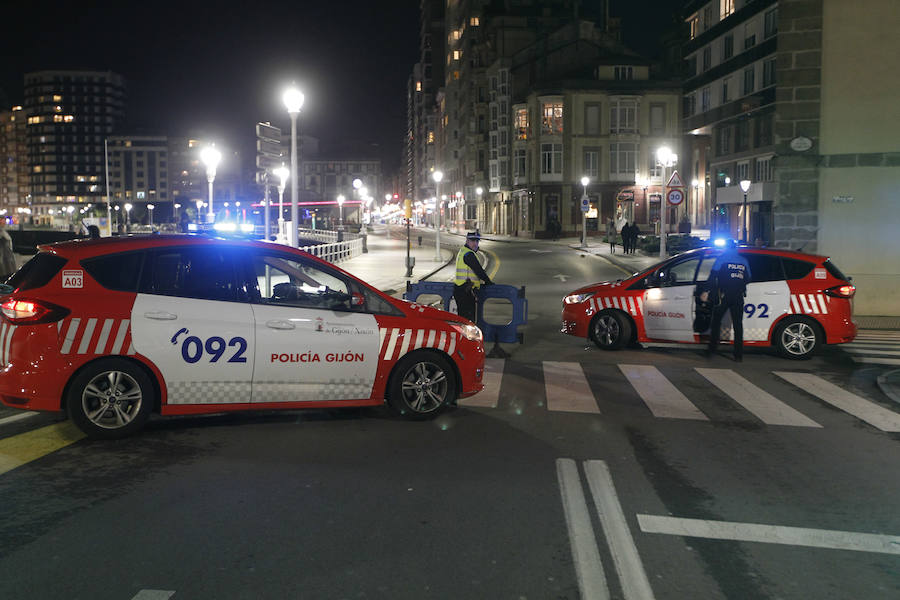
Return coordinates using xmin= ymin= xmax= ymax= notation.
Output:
xmin=824 ymin=284 xmax=855 ymax=299
xmin=1 ymin=298 xmax=70 ymax=324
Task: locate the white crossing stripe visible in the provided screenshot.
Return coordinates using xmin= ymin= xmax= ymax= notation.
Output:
xmin=845 ymin=348 xmax=900 ymax=356
xmin=775 ymin=371 xmax=900 ymax=432
xmin=696 ymin=368 xmax=821 ymax=427
xmin=543 ymin=361 xmax=599 ymax=413
xmin=638 ymin=514 xmax=900 ymax=556
xmin=131 ymin=591 xmax=176 ymax=600
xmin=619 ymin=364 xmax=707 ymax=420
xmin=850 ymin=357 xmax=900 ymax=366
xmin=461 ymin=358 xmax=504 ymax=408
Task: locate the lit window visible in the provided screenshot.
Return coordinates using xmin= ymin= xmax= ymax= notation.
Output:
xmin=541 ymin=102 xmax=563 ymax=135
xmin=33 ymin=166 xmax=42 ymax=173
xmin=52 ymin=95 xmax=62 ymax=102
xmin=720 ymin=0 xmax=735 ymax=20
xmin=64 ymin=115 xmax=74 ymax=122
xmin=470 ymin=17 xmax=480 ymax=26
xmin=688 ymin=15 xmax=699 ymax=40
xmin=53 ymin=115 xmax=64 ymax=122
xmin=54 ymin=105 xmax=63 ymax=112
xmin=426 ymin=131 xmax=434 ymax=144
xmin=416 ymin=81 xmax=422 ymax=92
xmin=453 ymin=29 xmax=461 ymax=40
xmin=453 ymin=50 xmax=461 ymax=61
xmin=515 ymin=108 xmax=529 ymax=140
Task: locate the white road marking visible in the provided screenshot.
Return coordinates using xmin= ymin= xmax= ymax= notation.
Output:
xmin=543 ymin=362 xmax=599 ymax=413
xmin=844 ymin=348 xmax=900 ymax=356
xmin=131 ymin=591 xmax=175 ymax=600
xmin=584 ymin=460 xmax=656 ymax=600
xmin=619 ymin=364 xmax=708 ymax=420
xmin=696 ymin=368 xmax=821 ymax=427
xmin=851 ymin=357 xmax=900 ymax=366
xmin=556 ymin=459 xmax=610 ymax=600
xmin=460 ymin=358 xmax=504 ymax=408
xmin=0 ymin=412 xmax=39 ymax=426
xmin=637 ymin=514 xmax=900 ymax=555
xmin=553 ymin=274 xmax=570 ymax=282
xmin=775 ymin=371 xmax=900 ymax=432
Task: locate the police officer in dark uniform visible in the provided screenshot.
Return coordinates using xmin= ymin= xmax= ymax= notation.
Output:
xmin=706 ymin=240 xmax=752 ymax=361
xmin=453 ymin=232 xmax=492 ymax=322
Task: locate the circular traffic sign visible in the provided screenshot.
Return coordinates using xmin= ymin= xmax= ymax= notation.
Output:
xmin=666 ymin=188 xmax=684 ymax=206
xmin=581 ymin=196 xmax=590 ymax=213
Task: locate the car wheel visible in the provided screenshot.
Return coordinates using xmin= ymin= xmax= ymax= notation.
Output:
xmin=388 ymin=351 xmax=457 ymax=420
xmin=591 ymin=310 xmax=632 ymax=350
xmin=66 ymin=358 xmax=154 ymax=439
xmin=774 ymin=317 xmax=822 ymax=360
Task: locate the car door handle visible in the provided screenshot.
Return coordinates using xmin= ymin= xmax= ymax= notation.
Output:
xmin=266 ymin=320 xmax=296 ymax=330
xmin=674 ymin=295 xmax=689 ymax=300
xmin=143 ymin=311 xmax=177 ymax=320
xmin=764 ymin=291 xmax=780 ymax=295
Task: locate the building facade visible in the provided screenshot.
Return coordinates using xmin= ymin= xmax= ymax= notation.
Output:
xmin=0 ymin=106 xmax=28 ymax=221
xmin=23 ymin=70 xmax=126 ymax=225
xmin=683 ymin=0 xmax=779 ymax=244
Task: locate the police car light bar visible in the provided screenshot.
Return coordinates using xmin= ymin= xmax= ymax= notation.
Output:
xmin=713 ymin=238 xmax=728 ymax=247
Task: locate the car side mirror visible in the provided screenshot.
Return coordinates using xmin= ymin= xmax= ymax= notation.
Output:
xmin=351 ymin=292 xmax=365 ymax=307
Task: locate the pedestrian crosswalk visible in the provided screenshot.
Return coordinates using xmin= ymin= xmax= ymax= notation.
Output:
xmin=844 ymin=330 xmax=900 ymax=366
xmin=460 ymin=360 xmax=900 ymax=433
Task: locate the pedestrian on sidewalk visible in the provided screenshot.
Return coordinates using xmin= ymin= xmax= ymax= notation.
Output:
xmin=705 ymin=239 xmax=752 ymax=362
xmin=453 ymin=231 xmax=492 ymax=323
xmin=621 ymin=222 xmax=633 ymax=254
xmin=606 ymin=219 xmax=617 ymax=253
xmin=0 ymin=221 xmax=16 ymax=280
xmin=630 ymin=223 xmax=641 ymax=254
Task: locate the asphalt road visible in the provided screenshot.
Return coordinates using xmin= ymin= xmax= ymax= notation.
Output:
xmin=0 ymin=233 xmax=898 ymax=599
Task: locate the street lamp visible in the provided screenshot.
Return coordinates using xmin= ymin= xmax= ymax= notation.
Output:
xmin=174 ymin=203 xmax=181 ymax=223
xmin=275 ymin=165 xmax=289 ymax=241
xmin=432 ymin=170 xmax=443 ymax=262
xmin=739 ymin=179 xmax=751 ymax=243
xmin=455 ymin=191 xmax=463 ymax=232
xmin=337 ymin=194 xmax=345 ymax=227
xmin=656 ymin=146 xmax=678 ymax=257
xmin=147 ymin=203 xmax=155 ymax=227
xmin=580 ymin=176 xmax=590 ymax=247
xmin=200 ymin=145 xmax=221 ymax=223
xmin=283 ymin=85 xmax=305 ymax=248
xmin=124 ymin=203 xmax=133 ymax=229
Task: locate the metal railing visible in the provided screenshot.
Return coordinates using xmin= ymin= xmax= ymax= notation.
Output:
xmin=297 ymin=227 xmax=361 ymax=243
xmin=299 ymin=236 xmax=363 ymax=264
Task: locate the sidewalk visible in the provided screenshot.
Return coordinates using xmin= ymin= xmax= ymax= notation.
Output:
xmin=339 ymin=224 xmax=455 ymax=297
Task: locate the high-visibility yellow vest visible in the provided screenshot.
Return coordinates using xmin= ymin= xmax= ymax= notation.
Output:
xmin=454 ymin=247 xmax=481 ymax=287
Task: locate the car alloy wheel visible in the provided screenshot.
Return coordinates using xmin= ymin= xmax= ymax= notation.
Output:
xmin=67 ymin=358 xmax=154 ymax=439
xmin=591 ymin=310 xmax=631 ymax=350
xmin=389 ymin=351 xmax=456 ymax=419
xmin=776 ymin=319 xmax=820 ymax=359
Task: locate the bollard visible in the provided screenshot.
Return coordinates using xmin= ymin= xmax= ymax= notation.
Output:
xmin=362 ymin=233 xmax=368 ymax=253
xmin=417 ymin=235 xmax=422 ymax=246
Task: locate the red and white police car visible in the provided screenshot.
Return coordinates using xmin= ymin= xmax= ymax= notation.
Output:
xmin=561 ymin=244 xmax=856 ymax=358
xmin=0 ymin=235 xmax=484 ymax=438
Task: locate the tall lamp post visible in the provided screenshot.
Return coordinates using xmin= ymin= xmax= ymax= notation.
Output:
xmin=432 ymin=170 xmax=443 ymax=262
xmin=656 ymin=146 xmax=677 ymax=257
xmin=580 ymin=176 xmax=590 ymax=247
xmin=691 ymin=179 xmax=700 ymax=226
xmin=124 ymin=203 xmax=132 ymax=230
xmin=337 ymin=194 xmax=345 ymax=227
xmin=174 ymin=203 xmax=181 ymax=224
xmin=275 ymin=165 xmax=289 ymax=241
xmin=739 ymin=179 xmax=751 ymax=243
xmin=475 ymin=186 xmax=483 ymax=234
xmin=200 ymin=145 xmax=221 ymax=223
xmin=455 ymin=191 xmax=463 ymax=232
xmin=283 ymin=85 xmax=305 ymax=248
xmin=147 ymin=204 xmax=155 ymax=227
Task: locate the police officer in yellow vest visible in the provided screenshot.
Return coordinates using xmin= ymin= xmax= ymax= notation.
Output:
xmin=453 ymin=231 xmax=493 ymax=322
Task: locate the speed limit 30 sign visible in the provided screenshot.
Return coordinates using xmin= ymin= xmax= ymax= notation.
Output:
xmin=666 ymin=188 xmax=685 ymax=205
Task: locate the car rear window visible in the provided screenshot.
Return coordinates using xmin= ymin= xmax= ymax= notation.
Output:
xmin=823 ymin=259 xmax=850 ymax=281
xmin=782 ymin=258 xmax=815 ymax=280
xmin=81 ymin=251 xmax=145 ymax=292
xmin=5 ymin=252 xmax=68 ymax=291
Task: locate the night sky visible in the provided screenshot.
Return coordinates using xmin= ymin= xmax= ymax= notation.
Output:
xmin=1 ymin=0 xmax=676 ymax=175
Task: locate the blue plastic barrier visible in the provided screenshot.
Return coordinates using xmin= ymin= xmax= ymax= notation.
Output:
xmin=404 ymin=282 xmax=528 ymax=346
xmin=404 ymin=281 xmax=456 ymax=312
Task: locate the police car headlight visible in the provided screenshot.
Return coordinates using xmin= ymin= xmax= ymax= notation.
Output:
xmin=564 ymin=293 xmax=593 ymax=305
xmin=449 ymin=322 xmax=483 ymax=342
